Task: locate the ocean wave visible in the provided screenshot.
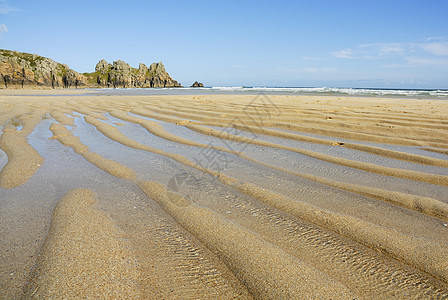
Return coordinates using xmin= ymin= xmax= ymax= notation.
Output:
xmin=89 ymin=86 xmax=448 ymax=99
xmin=199 ymin=87 xmax=448 ymax=98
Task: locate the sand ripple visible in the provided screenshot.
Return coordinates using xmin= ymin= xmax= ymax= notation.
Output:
xmin=1 ymin=93 xmax=447 ymax=298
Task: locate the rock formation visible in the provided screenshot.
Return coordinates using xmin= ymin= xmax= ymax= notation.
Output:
xmin=84 ymin=59 xmax=181 ymax=88
xmin=191 ymin=81 xmax=204 ymax=87
xmin=0 ymin=49 xmax=182 ymax=89
xmin=0 ymin=49 xmax=87 ymax=88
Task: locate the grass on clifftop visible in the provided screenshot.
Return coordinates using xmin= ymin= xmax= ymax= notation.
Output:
xmin=83 ymin=71 xmax=108 ymax=84
xmin=0 ymin=49 xmax=44 ymax=68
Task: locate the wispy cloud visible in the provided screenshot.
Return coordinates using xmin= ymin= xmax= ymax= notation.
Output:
xmin=405 ymin=57 xmax=448 ymax=66
xmin=420 ymin=42 xmax=448 ymax=56
xmin=0 ymin=23 xmax=7 ymax=39
xmin=0 ymin=0 xmax=19 ymax=14
xmin=303 ymin=67 xmax=337 ymax=74
xmin=277 ymin=66 xmax=337 ymax=75
xmin=377 ymin=44 xmax=404 ymax=56
xmin=383 ymin=57 xmax=448 ymax=68
xmin=301 ymin=56 xmax=325 ymax=61
xmin=333 ymin=43 xmax=407 ymax=59
xmin=333 ymin=38 xmax=448 ymax=68
xmin=332 ymin=49 xmax=354 ymax=59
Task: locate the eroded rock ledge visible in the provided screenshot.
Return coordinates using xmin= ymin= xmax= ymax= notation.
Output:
xmin=0 ymin=49 xmax=181 ymax=89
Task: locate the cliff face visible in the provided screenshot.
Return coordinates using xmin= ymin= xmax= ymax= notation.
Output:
xmin=84 ymin=59 xmax=181 ymax=88
xmin=0 ymin=49 xmax=87 ymax=88
xmin=0 ymin=49 xmax=181 ymax=89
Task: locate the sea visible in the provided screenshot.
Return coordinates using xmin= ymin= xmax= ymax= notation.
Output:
xmin=86 ymin=86 xmax=448 ymax=99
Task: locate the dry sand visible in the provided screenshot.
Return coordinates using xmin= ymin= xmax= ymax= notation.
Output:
xmin=1 ymin=90 xmax=448 ymax=299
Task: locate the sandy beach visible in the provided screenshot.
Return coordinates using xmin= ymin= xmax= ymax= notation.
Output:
xmin=1 ymin=90 xmax=448 ymax=299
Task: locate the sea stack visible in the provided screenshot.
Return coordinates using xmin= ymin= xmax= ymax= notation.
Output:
xmin=85 ymin=60 xmax=182 ymax=88
xmin=191 ymin=81 xmax=204 ymax=87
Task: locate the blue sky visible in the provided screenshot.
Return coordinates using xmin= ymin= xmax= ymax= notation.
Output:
xmin=1 ymin=0 xmax=447 ymax=88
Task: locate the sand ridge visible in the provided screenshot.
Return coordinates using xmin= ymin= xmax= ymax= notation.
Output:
xmin=45 ymin=110 xmax=448 ymax=296
xmin=232 ymin=180 xmax=448 ymax=282
xmin=1 ymin=92 xmax=448 ymax=298
xmin=49 ymin=123 xmax=136 ymax=180
xmin=138 ymin=100 xmax=448 ymax=148
xmin=138 ymin=181 xmax=357 ymax=299
xmin=23 ymin=188 xmax=143 ymax=298
xmin=109 ymin=109 xmax=448 ymax=221
xmin=0 ymin=111 xmax=44 ymax=188
xmin=185 ymin=124 xmax=448 ymax=186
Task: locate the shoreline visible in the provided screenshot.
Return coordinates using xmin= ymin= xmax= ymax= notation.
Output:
xmin=1 ymin=87 xmax=448 ymax=101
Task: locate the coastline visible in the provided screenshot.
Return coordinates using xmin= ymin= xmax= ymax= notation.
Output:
xmin=1 ymin=86 xmax=448 ymax=100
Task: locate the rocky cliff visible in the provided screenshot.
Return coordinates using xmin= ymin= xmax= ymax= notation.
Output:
xmin=0 ymin=49 xmax=181 ymax=89
xmin=0 ymin=49 xmax=87 ymax=88
xmin=84 ymin=59 xmax=181 ymax=88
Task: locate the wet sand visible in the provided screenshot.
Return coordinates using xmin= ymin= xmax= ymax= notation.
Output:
xmin=1 ymin=91 xmax=448 ymax=299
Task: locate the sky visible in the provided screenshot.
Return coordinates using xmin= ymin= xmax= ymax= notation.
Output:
xmin=1 ymin=0 xmax=447 ymax=88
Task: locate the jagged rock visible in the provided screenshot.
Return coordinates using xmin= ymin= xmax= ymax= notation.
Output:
xmin=108 ymin=60 xmax=132 ymax=88
xmin=85 ymin=60 xmax=182 ymax=88
xmin=191 ymin=81 xmax=204 ymax=87
xmin=0 ymin=49 xmax=87 ymax=88
xmin=138 ymin=63 xmax=148 ymax=75
xmin=62 ymin=67 xmax=85 ymax=89
xmin=95 ymin=59 xmax=110 ymax=74
xmin=0 ymin=49 xmax=182 ymax=89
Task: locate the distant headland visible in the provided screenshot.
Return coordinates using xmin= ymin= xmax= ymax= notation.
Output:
xmin=0 ymin=49 xmax=185 ymax=89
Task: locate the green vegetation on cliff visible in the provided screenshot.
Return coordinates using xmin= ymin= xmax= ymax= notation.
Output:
xmin=0 ymin=49 xmax=86 ymax=88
